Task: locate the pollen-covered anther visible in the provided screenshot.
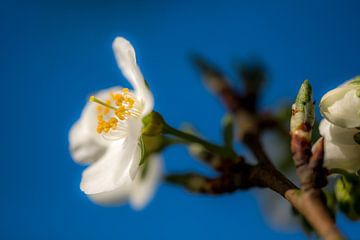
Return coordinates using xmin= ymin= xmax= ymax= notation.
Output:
xmin=96 ymin=116 xmax=118 ymax=134
xmin=89 ymin=91 xmax=142 ymax=134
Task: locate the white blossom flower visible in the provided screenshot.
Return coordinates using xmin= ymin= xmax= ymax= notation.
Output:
xmin=319 ymin=77 xmax=360 ymax=172
xmin=320 ymin=77 xmax=360 ymax=128
xmin=69 ymin=37 xmax=162 ymax=209
xmin=319 ymin=119 xmax=360 ymax=172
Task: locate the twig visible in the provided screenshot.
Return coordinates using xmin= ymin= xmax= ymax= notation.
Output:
xmin=289 ymin=81 xmax=344 ymax=239
xmin=193 ymin=58 xmax=345 ymax=239
xmin=165 ymin=172 xmax=252 ymax=194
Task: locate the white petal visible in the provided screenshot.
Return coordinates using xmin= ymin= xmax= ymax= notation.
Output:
xmin=319 ymin=119 xmax=359 ymax=145
xmin=81 ymin=86 xmax=122 ymax=142
xmin=87 ymin=185 xmax=131 ymax=206
xmin=320 ymin=85 xmax=360 ymax=128
xmin=139 ymin=85 xmax=154 ymax=116
xmin=69 ymin=120 xmax=107 ymax=164
xmin=112 ymin=37 xmax=154 ymax=115
xmin=69 ymin=87 xmax=121 ymax=164
xmin=130 ymin=155 xmax=163 ymax=210
xmin=80 ymin=140 xmax=132 ymax=194
xmin=323 ymin=139 xmax=360 ymax=172
xmin=80 ymin=117 xmax=143 ymax=194
xmin=125 ymin=118 xmax=143 ymax=180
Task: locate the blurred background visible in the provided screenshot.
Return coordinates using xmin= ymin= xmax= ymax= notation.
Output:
xmin=1 ymin=0 xmax=360 ymax=239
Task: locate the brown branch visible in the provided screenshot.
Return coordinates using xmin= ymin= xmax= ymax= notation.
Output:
xmin=193 ymin=56 xmax=271 ymax=165
xmin=193 ymin=58 xmax=346 ymax=239
xmin=289 ymin=80 xmax=345 ymax=239
xmin=290 ymin=135 xmax=343 ymax=239
xmin=189 ymin=144 xmax=245 ymax=173
xmin=285 ymin=190 xmax=342 ymax=240
xmin=165 ymin=172 xmax=253 ymax=194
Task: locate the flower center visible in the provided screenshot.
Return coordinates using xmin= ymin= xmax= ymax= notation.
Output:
xmin=89 ymin=88 xmax=142 ymax=134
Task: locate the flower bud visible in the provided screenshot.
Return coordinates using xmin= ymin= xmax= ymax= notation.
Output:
xmin=142 ymin=111 xmax=165 ymax=136
xmin=290 ymin=80 xmax=315 ymax=140
xmin=320 ymin=76 xmax=360 ymax=128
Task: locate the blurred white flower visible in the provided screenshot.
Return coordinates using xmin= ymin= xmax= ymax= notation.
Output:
xmin=319 ymin=77 xmax=360 ymax=172
xmin=320 ymin=77 xmax=360 ymax=128
xmin=88 ymin=153 xmax=162 ymax=210
xmin=69 ymin=37 xmax=161 ymax=209
xmin=319 ymin=119 xmax=360 ymax=172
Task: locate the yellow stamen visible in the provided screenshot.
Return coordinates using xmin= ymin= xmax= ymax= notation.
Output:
xmin=89 ymin=96 xmax=117 ymax=110
xmin=122 ymin=88 xmax=129 ymax=93
xmin=89 ymin=91 xmax=140 ymax=134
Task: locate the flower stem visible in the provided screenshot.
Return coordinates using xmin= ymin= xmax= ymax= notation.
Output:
xmin=163 ymin=124 xmax=235 ymax=157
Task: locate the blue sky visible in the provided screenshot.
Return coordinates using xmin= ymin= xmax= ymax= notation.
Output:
xmin=0 ymin=0 xmax=359 ymax=239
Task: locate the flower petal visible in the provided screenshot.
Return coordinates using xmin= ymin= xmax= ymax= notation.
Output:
xmin=87 ymin=185 xmax=131 ymax=206
xmin=129 ymin=154 xmax=163 ymax=210
xmin=323 ymin=139 xmax=360 ymax=172
xmin=126 ymin=118 xmax=143 ymax=180
xmin=69 ymin=87 xmax=121 ymax=164
xmin=319 ymin=119 xmax=359 ymax=146
xmin=112 ymin=37 xmax=154 ymax=115
xmin=320 ymin=85 xmax=360 ymax=128
xmin=80 ymin=139 xmax=132 ymax=194
xmin=80 ymin=116 xmax=143 ymax=194
xmin=69 ymin=120 xmax=107 ymax=164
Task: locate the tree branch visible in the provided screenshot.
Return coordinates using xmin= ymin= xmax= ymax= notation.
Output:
xmin=288 ymin=80 xmax=344 ymax=239
xmin=193 ymin=58 xmax=346 ymax=239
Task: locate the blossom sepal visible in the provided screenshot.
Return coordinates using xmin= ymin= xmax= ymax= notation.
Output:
xmin=142 ymin=111 xmax=165 ymax=136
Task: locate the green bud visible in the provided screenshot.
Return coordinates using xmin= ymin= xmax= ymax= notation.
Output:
xmin=142 ymin=111 xmax=165 ymax=136
xmin=290 ymin=80 xmax=315 ymax=135
xmin=295 ymin=80 xmax=312 ymax=110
